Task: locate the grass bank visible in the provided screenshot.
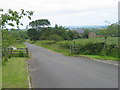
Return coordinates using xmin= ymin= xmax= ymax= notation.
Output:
xmin=77 ymin=55 xmax=119 ymax=61
xmin=2 ymin=57 xmax=28 ymax=88
xmin=35 ymin=41 xmax=70 ymax=56
xmin=31 ymin=37 xmax=119 ymax=61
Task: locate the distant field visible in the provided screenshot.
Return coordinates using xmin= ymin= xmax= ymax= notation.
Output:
xmin=71 ymin=37 xmax=118 ymax=45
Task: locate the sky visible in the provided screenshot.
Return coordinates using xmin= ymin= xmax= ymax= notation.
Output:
xmin=0 ymin=0 xmax=119 ymax=28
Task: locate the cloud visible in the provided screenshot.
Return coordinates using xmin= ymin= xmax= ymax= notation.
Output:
xmin=102 ymin=13 xmax=109 ymax=17
xmin=0 ymin=0 xmax=119 ymax=27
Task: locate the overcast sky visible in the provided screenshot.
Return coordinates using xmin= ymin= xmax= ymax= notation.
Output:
xmin=0 ymin=0 xmax=119 ymax=28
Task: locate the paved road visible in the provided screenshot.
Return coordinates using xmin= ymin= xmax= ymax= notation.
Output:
xmin=25 ymin=43 xmax=118 ymax=88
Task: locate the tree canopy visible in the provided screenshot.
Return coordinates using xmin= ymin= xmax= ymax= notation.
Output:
xmin=0 ymin=9 xmax=33 ymax=48
xmin=1 ymin=9 xmax=33 ymax=29
xmin=27 ymin=24 xmax=80 ymax=41
xmin=29 ymin=19 xmax=51 ymax=29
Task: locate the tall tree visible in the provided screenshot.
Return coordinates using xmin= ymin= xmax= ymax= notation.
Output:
xmin=29 ymin=19 xmax=51 ymax=29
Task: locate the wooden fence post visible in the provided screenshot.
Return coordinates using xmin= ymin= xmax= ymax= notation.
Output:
xmin=73 ymin=41 xmax=76 ymax=54
xmin=70 ymin=46 xmax=72 ymax=54
xmin=10 ymin=48 xmax=12 ymax=54
xmin=26 ymin=48 xmax=28 ymax=56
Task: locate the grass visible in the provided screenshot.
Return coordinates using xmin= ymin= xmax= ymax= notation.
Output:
xmin=35 ymin=42 xmax=70 ymax=56
xmin=0 ymin=63 xmax=2 ymax=89
xmin=2 ymin=57 xmax=28 ymax=88
xmin=76 ymin=37 xmax=118 ymax=45
xmin=13 ymin=43 xmax=26 ymax=48
xmin=31 ymin=37 xmax=119 ymax=61
xmin=78 ymin=55 xmax=119 ymax=61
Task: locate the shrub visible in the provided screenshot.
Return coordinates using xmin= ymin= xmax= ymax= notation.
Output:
xmin=18 ymin=51 xmax=24 ymax=57
xmin=7 ymin=54 xmax=12 ymax=58
xmin=4 ymin=57 xmax=8 ymax=62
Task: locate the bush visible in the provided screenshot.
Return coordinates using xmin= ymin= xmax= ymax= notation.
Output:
xmin=8 ymin=54 xmax=12 ymax=58
xmin=18 ymin=51 xmax=24 ymax=57
xmin=4 ymin=57 xmax=8 ymax=62
xmin=105 ymin=44 xmax=118 ymax=58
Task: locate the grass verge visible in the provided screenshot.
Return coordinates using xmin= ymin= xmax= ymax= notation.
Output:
xmin=77 ymin=55 xmax=119 ymax=61
xmin=0 ymin=63 xmax=2 ymax=89
xmin=2 ymin=57 xmax=28 ymax=88
xmin=35 ymin=42 xmax=70 ymax=56
xmin=32 ymin=41 xmax=119 ymax=61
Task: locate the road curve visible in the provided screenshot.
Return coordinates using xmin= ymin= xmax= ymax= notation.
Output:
xmin=25 ymin=43 xmax=118 ymax=88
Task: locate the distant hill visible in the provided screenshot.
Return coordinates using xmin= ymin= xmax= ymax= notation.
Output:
xmin=65 ymin=25 xmax=107 ymax=29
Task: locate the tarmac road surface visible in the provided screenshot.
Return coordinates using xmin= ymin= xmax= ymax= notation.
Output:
xmin=25 ymin=43 xmax=118 ymax=88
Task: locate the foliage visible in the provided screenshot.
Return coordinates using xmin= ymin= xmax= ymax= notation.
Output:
xmin=27 ymin=24 xmax=80 ymax=41
xmin=4 ymin=57 xmax=8 ymax=62
xmin=83 ymin=29 xmax=90 ymax=38
xmin=29 ymin=19 xmax=51 ymax=29
xmin=97 ymin=23 xmax=118 ymax=37
xmin=33 ymin=37 xmax=119 ymax=59
xmin=10 ymin=30 xmax=28 ymax=40
xmin=18 ymin=51 xmax=24 ymax=57
xmin=0 ymin=9 xmax=33 ymax=49
xmin=95 ymin=23 xmax=119 ymax=55
xmin=2 ymin=29 xmax=17 ymax=48
xmin=27 ymin=28 xmax=39 ymax=41
xmin=1 ymin=9 xmax=33 ymax=29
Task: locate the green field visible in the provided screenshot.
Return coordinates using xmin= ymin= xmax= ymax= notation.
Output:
xmin=32 ymin=37 xmax=119 ymax=61
xmin=76 ymin=37 xmax=118 ymax=45
xmin=2 ymin=57 xmax=28 ymax=88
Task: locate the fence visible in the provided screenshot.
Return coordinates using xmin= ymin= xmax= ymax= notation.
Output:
xmin=2 ymin=48 xmax=29 ymax=56
xmin=70 ymin=46 xmax=80 ymax=54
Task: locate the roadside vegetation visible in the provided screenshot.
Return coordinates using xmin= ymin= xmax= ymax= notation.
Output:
xmin=31 ymin=37 xmax=119 ymax=61
xmin=2 ymin=57 xmax=28 ymax=88
xmin=27 ymin=19 xmax=119 ymax=61
xmin=0 ymin=9 xmax=33 ymax=88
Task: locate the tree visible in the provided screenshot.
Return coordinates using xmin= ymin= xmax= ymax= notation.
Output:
xmin=0 ymin=9 xmax=34 ymax=48
xmin=27 ymin=29 xmax=39 ymax=41
xmin=98 ymin=22 xmax=118 ymax=56
xmin=29 ymin=19 xmax=51 ymax=29
xmin=1 ymin=9 xmax=33 ymax=29
xmin=107 ymin=23 xmax=118 ymax=37
xmin=83 ymin=29 xmax=90 ymax=38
